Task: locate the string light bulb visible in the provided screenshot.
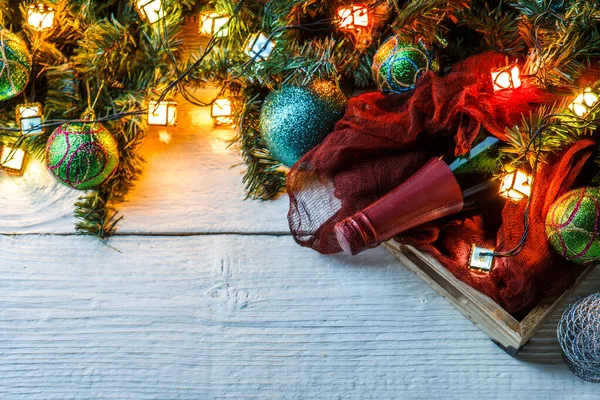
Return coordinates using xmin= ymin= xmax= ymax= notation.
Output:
xmin=244 ymin=32 xmax=276 ymax=61
xmin=0 ymin=146 xmax=26 ymax=175
xmin=491 ymin=64 xmax=521 ymax=92
xmin=148 ymin=101 xmax=177 ymax=126
xmin=499 ymin=170 xmax=532 ymax=201
xmin=27 ymin=4 xmax=55 ymax=31
xmin=199 ymin=12 xmax=229 ymax=37
xmin=16 ymin=103 xmax=43 ymax=135
xmin=211 ymin=98 xmax=234 ymax=126
xmin=136 ymin=0 xmax=165 ymax=24
xmin=468 ymin=244 xmax=495 ymax=272
xmin=568 ymin=87 xmax=600 ymax=118
xmin=337 ymin=4 xmax=369 ymax=31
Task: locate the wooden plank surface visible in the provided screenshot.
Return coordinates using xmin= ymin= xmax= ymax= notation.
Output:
xmin=0 ymin=234 xmax=598 ymax=399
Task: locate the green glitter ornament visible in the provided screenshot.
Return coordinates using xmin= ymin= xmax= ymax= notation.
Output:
xmin=372 ymin=36 xmax=435 ymax=94
xmin=46 ymin=119 xmax=119 ymax=190
xmin=546 ymin=187 xmax=600 ymax=265
xmin=260 ymin=80 xmax=347 ymax=167
xmin=0 ymin=29 xmax=31 ymax=101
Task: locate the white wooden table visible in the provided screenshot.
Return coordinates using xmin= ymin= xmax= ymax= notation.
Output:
xmin=1 ymin=27 xmax=599 ymax=397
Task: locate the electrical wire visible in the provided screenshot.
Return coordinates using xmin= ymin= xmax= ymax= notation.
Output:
xmin=2 ymin=0 xmax=388 ymax=135
xmin=484 ymin=106 xmax=598 ymax=258
xmin=0 ymin=0 xmax=246 ymax=134
xmin=6 ymin=0 xmax=598 ymax=251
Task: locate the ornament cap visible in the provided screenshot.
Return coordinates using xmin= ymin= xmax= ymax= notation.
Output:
xmin=81 ymin=109 xmax=96 ymax=121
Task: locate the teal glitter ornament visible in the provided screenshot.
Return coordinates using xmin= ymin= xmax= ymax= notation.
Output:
xmin=546 ymin=187 xmax=600 ymax=265
xmin=260 ymin=80 xmax=347 ymax=167
xmin=0 ymin=29 xmax=31 ymax=101
xmin=372 ymin=36 xmax=435 ymax=94
xmin=46 ymin=119 xmax=120 ymax=190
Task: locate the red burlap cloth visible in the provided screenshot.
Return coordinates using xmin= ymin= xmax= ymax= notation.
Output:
xmin=287 ymin=51 xmax=595 ymax=315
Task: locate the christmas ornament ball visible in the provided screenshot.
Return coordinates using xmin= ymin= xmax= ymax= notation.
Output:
xmin=46 ymin=122 xmax=119 ymax=190
xmin=260 ymin=80 xmax=347 ymax=167
xmin=0 ymin=29 xmax=31 ymax=101
xmin=372 ymin=35 xmax=435 ymax=94
xmin=546 ymin=187 xmax=600 ymax=264
xmin=557 ymin=293 xmax=600 ymax=382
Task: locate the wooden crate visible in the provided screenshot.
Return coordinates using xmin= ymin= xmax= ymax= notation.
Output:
xmin=384 ymin=241 xmax=595 ymax=356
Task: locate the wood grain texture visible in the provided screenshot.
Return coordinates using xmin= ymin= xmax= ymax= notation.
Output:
xmin=0 ymin=157 xmax=79 ymax=233
xmin=0 ymin=234 xmax=598 ymax=400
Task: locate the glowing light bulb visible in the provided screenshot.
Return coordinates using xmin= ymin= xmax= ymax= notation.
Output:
xmin=27 ymin=4 xmax=55 ymax=31
xmin=148 ymin=101 xmax=177 ymax=126
xmin=16 ymin=103 xmax=43 ymax=135
xmin=244 ymin=32 xmax=275 ymax=61
xmin=337 ymin=4 xmax=369 ymax=30
xmin=199 ymin=12 xmax=229 ymax=37
xmin=568 ymin=87 xmax=599 ymax=118
xmin=491 ymin=65 xmax=521 ymax=92
xmin=211 ymin=98 xmax=234 ymax=126
xmin=499 ymin=170 xmax=532 ymax=201
xmin=137 ymin=0 xmax=165 ymax=24
xmin=0 ymin=146 xmax=26 ymax=174
xmin=469 ymin=244 xmax=495 ymax=272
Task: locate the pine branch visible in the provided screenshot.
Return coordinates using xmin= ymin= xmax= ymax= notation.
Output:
xmin=68 ymin=2 xmax=186 ymax=237
xmin=459 ymin=1 xmax=524 ymax=54
xmin=74 ymin=190 xmax=121 ymax=239
xmin=516 ymin=0 xmax=600 ymax=87
xmin=234 ymin=91 xmax=286 ymax=200
xmin=502 ymin=102 xmax=592 ymax=169
xmin=392 ymin=0 xmax=471 ymax=46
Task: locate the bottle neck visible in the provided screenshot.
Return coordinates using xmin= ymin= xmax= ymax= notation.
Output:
xmin=334 ymin=157 xmax=464 ymax=255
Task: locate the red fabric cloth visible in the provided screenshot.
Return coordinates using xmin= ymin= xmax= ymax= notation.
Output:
xmin=287 ymin=51 xmax=593 ymax=315
xmin=398 ymin=140 xmax=595 ymax=314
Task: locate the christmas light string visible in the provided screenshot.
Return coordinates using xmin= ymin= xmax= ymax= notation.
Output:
xmin=1 ymin=7 xmax=596 ymax=148
xmin=0 ymin=0 xmax=394 ymax=136
xmin=2 ymin=1 xmax=599 ymax=251
xmin=484 ymin=102 xmax=600 ymax=258
xmin=0 ymin=0 xmax=247 ymax=137
xmin=154 ymin=0 xmax=389 ymax=108
xmin=154 ymin=0 xmax=246 ymax=108
xmin=484 ymin=122 xmax=543 ymax=258
xmin=1 ymin=1 xmax=343 ymax=137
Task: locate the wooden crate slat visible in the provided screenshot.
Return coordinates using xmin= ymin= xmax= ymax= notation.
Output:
xmin=384 ymin=240 xmax=594 ymax=355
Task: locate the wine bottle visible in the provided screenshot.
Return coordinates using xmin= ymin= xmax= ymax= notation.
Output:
xmin=334 ymin=137 xmax=501 ymax=255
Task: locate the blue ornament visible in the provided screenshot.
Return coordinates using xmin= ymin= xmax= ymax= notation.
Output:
xmin=260 ymin=80 xmax=347 ymax=167
xmin=372 ymin=36 xmax=436 ymax=94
